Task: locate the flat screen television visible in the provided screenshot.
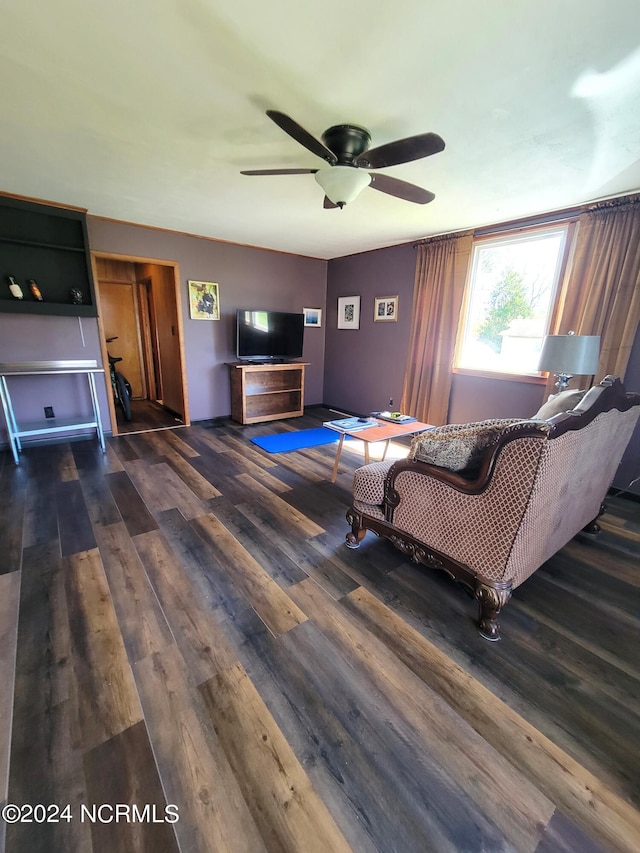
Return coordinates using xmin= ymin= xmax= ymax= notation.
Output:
xmin=236 ymin=309 xmax=304 ymax=362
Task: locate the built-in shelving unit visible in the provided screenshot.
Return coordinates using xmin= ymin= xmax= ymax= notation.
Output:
xmin=0 ymin=196 xmax=97 ymax=316
xmin=228 ymin=362 xmax=308 ymax=424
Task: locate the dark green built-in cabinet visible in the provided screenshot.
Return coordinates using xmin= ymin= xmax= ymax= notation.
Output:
xmin=0 ymin=196 xmax=97 ymax=317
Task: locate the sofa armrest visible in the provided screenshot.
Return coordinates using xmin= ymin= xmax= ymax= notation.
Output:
xmin=386 ymin=419 xmax=549 ymax=500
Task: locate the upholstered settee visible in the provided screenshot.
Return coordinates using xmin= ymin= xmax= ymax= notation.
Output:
xmin=345 ymin=376 xmax=640 ymax=640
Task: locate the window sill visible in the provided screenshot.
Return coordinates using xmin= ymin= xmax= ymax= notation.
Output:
xmin=453 ymin=367 xmax=547 ymax=385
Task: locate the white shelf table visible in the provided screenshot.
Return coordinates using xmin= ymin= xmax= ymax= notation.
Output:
xmin=0 ymin=360 xmax=106 ymax=464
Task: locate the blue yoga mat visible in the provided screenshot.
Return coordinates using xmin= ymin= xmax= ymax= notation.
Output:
xmin=251 ymin=427 xmax=347 ymax=453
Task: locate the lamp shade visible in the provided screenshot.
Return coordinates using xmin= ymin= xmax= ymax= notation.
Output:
xmin=314 ymin=166 xmax=371 ymax=206
xmin=538 ymin=333 xmax=600 ymax=375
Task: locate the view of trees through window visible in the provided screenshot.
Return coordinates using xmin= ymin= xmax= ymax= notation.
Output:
xmin=456 ymin=227 xmax=569 ymax=374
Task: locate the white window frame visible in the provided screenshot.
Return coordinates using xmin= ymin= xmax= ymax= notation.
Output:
xmin=454 ymin=224 xmax=572 ymax=379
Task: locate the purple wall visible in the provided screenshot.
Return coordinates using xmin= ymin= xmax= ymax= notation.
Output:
xmin=87 ymin=218 xmax=328 ymax=421
xmin=449 ymin=374 xmax=545 ymax=422
xmin=324 ymin=243 xmax=416 ymax=415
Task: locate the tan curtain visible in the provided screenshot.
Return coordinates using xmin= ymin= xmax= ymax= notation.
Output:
xmin=549 ymin=196 xmax=640 ymax=393
xmin=400 ymin=233 xmax=472 ymax=425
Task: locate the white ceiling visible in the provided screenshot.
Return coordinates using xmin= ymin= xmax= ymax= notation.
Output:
xmin=2 ymin=0 xmax=640 ymax=259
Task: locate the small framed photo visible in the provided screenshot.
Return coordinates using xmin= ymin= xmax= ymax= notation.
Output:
xmin=337 ymin=295 xmax=360 ymax=329
xmin=374 ymin=295 xmax=398 ymax=322
xmin=303 ymin=307 xmax=322 ymax=327
xmin=188 ymin=280 xmax=220 ymax=320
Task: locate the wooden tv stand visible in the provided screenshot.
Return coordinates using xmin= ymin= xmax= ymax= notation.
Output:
xmin=227 ymin=362 xmax=308 ymax=424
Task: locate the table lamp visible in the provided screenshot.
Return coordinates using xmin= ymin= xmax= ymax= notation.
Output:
xmin=538 ymin=331 xmax=600 ymax=391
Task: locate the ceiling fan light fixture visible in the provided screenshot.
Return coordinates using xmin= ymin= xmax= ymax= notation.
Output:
xmin=314 ymin=166 xmax=371 ymax=207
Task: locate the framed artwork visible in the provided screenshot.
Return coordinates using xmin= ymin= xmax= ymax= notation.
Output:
xmin=337 ymin=295 xmax=360 ymax=329
xmin=188 ymin=280 xmax=220 ymax=320
xmin=374 ymin=295 xmax=398 ymax=322
xmin=303 ymin=307 xmax=322 ymax=327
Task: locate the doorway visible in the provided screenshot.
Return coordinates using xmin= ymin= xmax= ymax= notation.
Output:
xmin=92 ymin=253 xmax=190 ymax=436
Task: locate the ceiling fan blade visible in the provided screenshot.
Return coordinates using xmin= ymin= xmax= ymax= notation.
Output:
xmin=369 ymin=173 xmax=435 ymax=204
xmin=323 ymin=196 xmax=339 ymax=209
xmin=240 ymin=168 xmax=318 ymax=175
xmin=266 ymin=110 xmax=338 ymax=165
xmin=356 ymin=132 xmax=445 ymax=169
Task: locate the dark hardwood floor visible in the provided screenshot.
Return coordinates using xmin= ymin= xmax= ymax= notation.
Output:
xmin=1 ymin=407 xmax=639 ymax=852
xmin=115 ymin=399 xmax=184 ymax=435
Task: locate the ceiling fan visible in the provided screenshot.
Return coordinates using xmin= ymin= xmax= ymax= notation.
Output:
xmin=241 ymin=110 xmax=445 ymax=209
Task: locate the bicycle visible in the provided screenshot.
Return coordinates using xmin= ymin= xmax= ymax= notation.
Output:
xmin=106 ymin=336 xmax=132 ymax=422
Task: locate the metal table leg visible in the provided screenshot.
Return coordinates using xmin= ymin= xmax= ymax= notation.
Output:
xmin=87 ymin=372 xmax=106 ymax=452
xmin=0 ymin=376 xmax=21 ymax=464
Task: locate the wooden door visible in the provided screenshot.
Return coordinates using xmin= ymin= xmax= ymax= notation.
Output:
xmin=100 ymin=281 xmax=145 ymax=399
xmin=134 ymin=263 xmax=185 ymax=417
xmin=147 ymin=265 xmax=184 ymax=415
xmin=137 ymin=279 xmax=158 ymax=401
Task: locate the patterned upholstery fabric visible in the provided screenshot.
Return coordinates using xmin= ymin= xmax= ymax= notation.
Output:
xmin=393 ymin=436 xmax=546 ymax=581
xmin=407 ymin=418 xmax=532 ymax=475
xmin=353 ymin=500 xmax=385 ymax=521
xmin=352 ymin=460 xmax=395 ymax=505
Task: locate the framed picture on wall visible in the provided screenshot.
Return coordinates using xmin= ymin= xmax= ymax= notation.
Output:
xmin=303 ymin=307 xmax=322 ymax=327
xmin=337 ymin=296 xmax=360 ymax=329
xmin=374 ymin=295 xmax=398 ymax=322
xmin=188 ymin=280 xmax=220 ymax=320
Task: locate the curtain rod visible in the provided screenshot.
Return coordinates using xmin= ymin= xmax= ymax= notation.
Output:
xmin=412 ymin=229 xmax=472 ymax=248
xmin=473 ymin=208 xmax=579 ymax=237
xmin=587 ymin=192 xmax=640 ymax=212
xmin=413 ymin=190 xmax=640 ymax=248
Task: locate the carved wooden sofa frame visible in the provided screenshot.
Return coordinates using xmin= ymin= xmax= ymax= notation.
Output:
xmin=345 ymin=376 xmax=640 ymax=640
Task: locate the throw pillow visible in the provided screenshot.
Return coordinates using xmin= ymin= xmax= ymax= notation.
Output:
xmin=534 ymin=388 xmax=586 ymax=420
xmin=407 ymin=418 xmax=526 ymax=475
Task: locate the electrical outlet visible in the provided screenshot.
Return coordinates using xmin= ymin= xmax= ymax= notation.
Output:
xmin=44 ymin=406 xmax=55 ymax=418
xmin=389 ymin=398 xmax=394 ymax=407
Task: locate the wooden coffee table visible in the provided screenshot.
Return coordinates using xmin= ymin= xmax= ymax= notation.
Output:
xmin=329 ymin=419 xmax=433 ymax=482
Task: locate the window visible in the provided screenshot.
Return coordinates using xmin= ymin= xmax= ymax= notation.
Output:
xmin=455 ymin=226 xmax=570 ymax=376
